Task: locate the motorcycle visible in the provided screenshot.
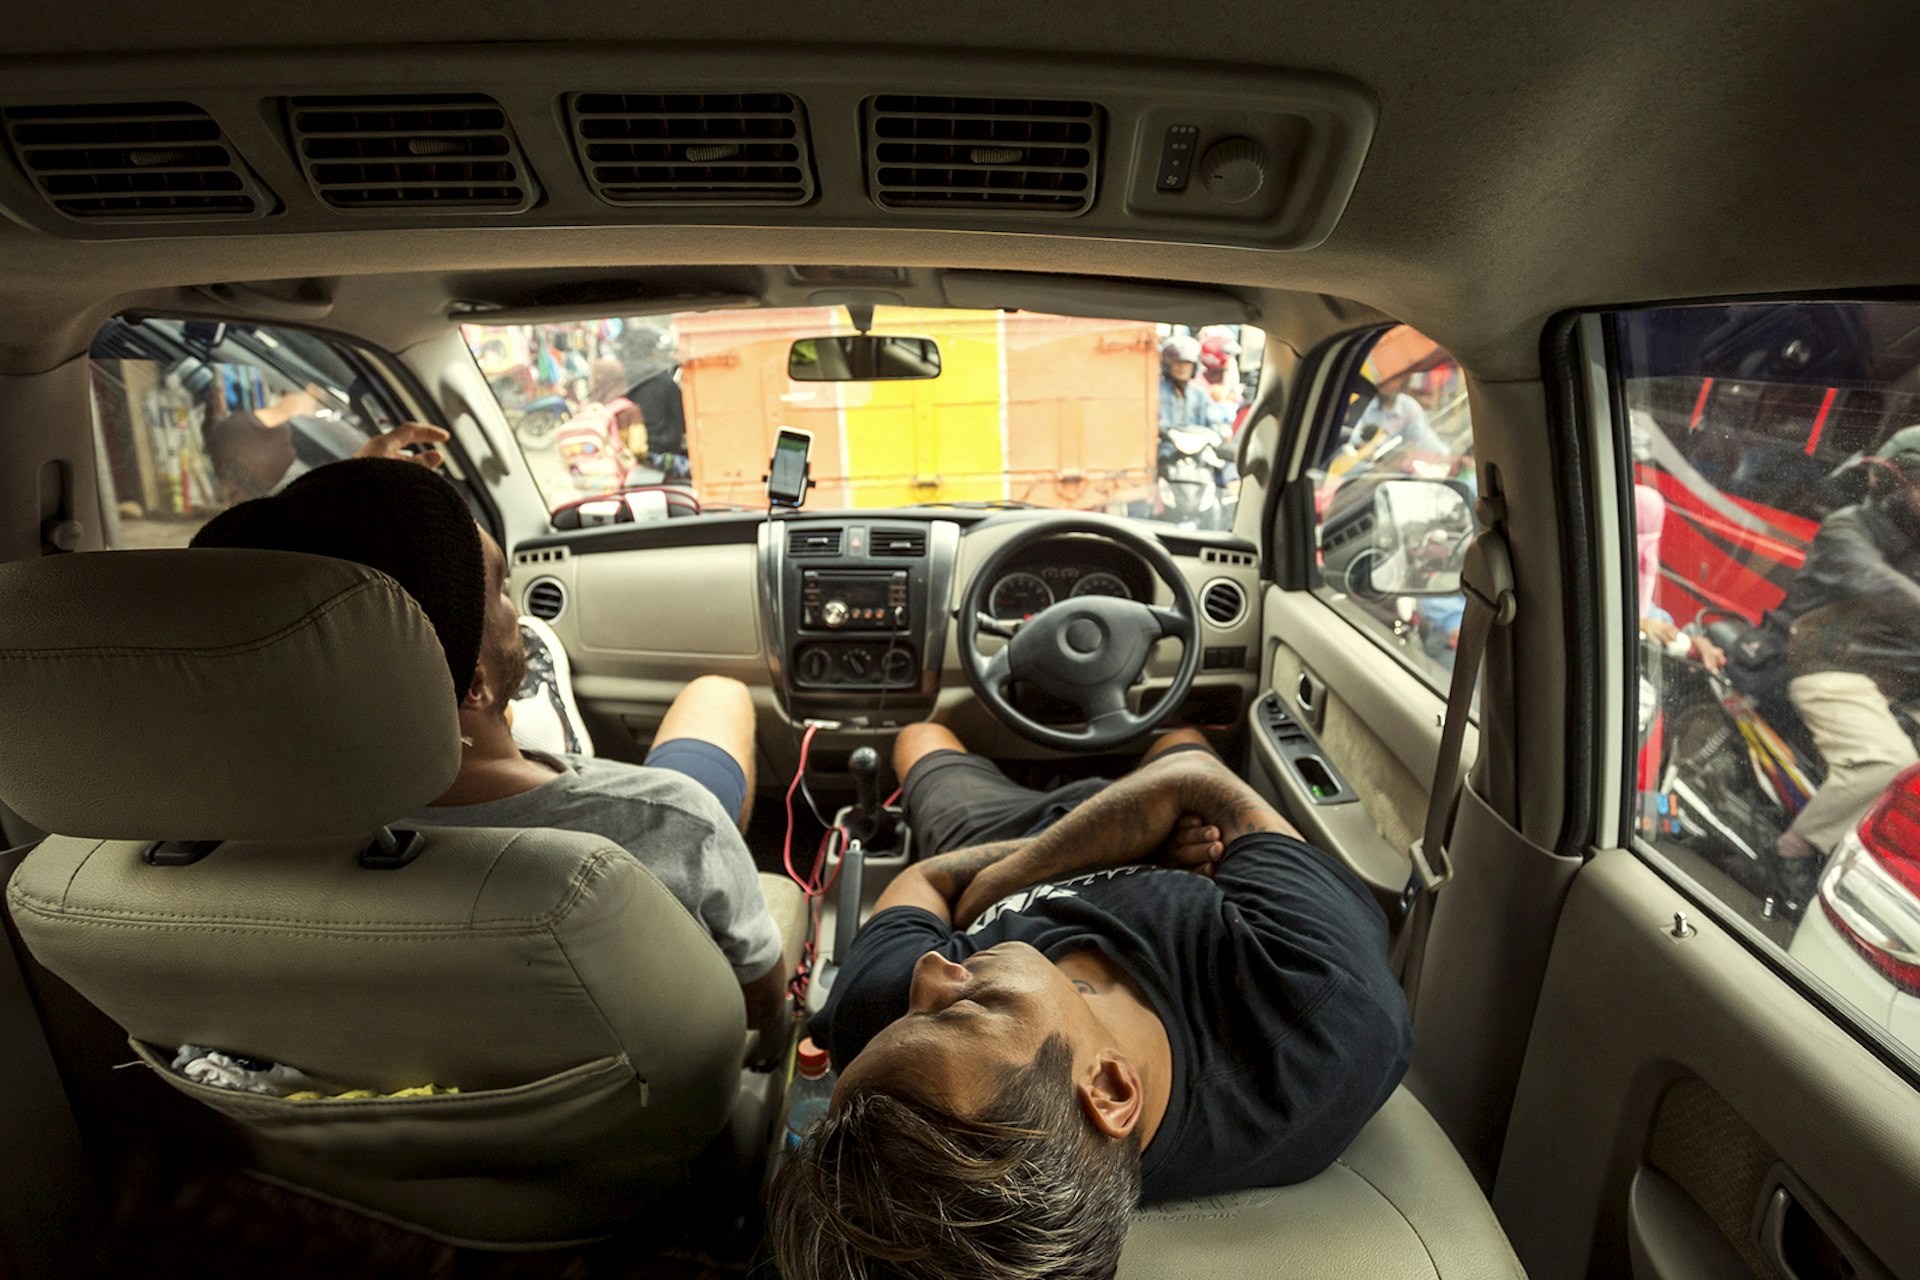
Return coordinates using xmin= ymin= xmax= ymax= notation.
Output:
xmin=1155 ymin=423 xmax=1236 ymax=531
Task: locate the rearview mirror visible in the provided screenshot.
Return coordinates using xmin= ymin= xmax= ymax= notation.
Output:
xmin=788 ymin=334 xmax=942 ymax=382
xmin=1322 ymin=477 xmax=1476 ymax=600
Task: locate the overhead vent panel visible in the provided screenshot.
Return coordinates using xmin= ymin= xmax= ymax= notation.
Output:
xmin=568 ymin=92 xmax=814 ymax=206
xmin=2 ymin=101 xmax=272 ymax=220
xmin=865 ymin=95 xmax=1101 ymax=215
xmin=284 ymin=95 xmax=537 ymax=213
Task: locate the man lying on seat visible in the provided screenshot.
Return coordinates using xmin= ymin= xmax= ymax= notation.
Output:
xmin=191 ymin=458 xmax=790 ymax=1053
xmin=769 ymin=726 xmax=1411 ymax=1280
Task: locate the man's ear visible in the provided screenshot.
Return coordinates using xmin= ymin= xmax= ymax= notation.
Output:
xmin=460 ymin=664 xmax=490 ymax=712
xmin=1076 ymin=1048 xmax=1143 ymax=1141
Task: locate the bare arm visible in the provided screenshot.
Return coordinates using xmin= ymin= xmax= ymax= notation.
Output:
xmin=742 ymin=959 xmax=792 ymax=1069
xmin=952 ymin=752 xmax=1298 ymax=927
xmin=871 ymin=838 xmax=1031 ymax=928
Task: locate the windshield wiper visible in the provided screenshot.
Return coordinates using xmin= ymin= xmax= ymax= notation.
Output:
xmin=908 ymin=499 xmax=1037 ymax=510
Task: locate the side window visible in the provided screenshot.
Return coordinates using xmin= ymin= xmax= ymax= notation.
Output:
xmin=1616 ymin=300 xmax=1920 ymax=1060
xmin=1304 ymin=325 xmax=1477 ymax=689
xmin=89 ymin=317 xmax=406 ymax=548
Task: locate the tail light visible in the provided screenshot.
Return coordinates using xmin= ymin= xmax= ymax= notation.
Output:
xmin=1818 ymin=764 xmax=1920 ymax=993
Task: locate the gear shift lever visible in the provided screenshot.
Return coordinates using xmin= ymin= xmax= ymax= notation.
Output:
xmin=833 ymin=746 xmax=890 ymax=966
xmin=846 ymin=747 xmax=882 ymax=845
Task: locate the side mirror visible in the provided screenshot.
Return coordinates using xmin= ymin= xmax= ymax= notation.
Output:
xmin=1322 ymin=477 xmax=1475 ymax=600
xmin=787 ymin=334 xmax=942 ymax=382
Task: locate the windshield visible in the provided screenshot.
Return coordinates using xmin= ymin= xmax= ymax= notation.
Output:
xmin=462 ymin=307 xmax=1263 ymax=528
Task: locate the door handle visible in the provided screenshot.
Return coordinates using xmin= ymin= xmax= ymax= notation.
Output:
xmin=1755 ymin=1164 xmax=1891 ymax=1280
xmin=1295 ymin=668 xmax=1327 ymax=734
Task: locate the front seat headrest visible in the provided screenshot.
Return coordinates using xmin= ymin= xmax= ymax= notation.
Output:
xmin=0 ymin=548 xmax=461 ymax=841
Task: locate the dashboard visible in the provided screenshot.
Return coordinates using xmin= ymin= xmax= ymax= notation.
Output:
xmin=507 ymin=508 xmax=1263 ymax=765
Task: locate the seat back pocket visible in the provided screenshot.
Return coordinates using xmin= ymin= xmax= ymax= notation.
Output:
xmin=130 ymin=1040 xmax=646 ymax=1178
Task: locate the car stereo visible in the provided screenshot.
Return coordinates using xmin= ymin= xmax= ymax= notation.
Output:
xmin=800 ymin=569 xmax=909 ymax=630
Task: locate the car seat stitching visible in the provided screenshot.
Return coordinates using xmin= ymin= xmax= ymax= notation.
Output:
xmin=0 ymin=577 xmax=402 ymax=660
xmin=1330 ymin=1155 xmax=1445 ymax=1280
xmin=8 ymin=842 xmax=627 ymax=930
xmin=465 ymin=828 xmax=532 ymax=927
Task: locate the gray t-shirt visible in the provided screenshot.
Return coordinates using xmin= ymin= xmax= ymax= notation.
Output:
xmin=411 ymin=753 xmax=783 ymax=983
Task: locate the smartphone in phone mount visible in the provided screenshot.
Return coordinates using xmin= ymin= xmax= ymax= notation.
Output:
xmin=767 ymin=427 xmax=814 ymax=509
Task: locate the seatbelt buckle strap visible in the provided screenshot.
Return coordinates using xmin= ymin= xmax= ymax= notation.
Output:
xmin=1400 ymin=836 xmax=1452 ymax=916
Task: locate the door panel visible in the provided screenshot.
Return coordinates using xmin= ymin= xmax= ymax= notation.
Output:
xmin=1251 ymin=585 xmax=1462 ymax=903
xmin=1497 ymin=849 xmax=1920 ymax=1277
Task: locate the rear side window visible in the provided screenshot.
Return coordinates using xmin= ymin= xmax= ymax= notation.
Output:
xmin=1303 ymin=325 xmax=1477 ymax=691
xmin=89 ymin=317 xmax=408 ymax=548
xmin=1616 ymin=300 xmax=1920 ymax=1060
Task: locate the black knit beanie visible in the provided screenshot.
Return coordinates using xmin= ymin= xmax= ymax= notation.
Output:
xmin=191 ymin=458 xmax=487 ymax=694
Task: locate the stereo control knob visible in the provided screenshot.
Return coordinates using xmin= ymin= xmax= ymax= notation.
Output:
xmin=821 ymin=599 xmax=849 ymax=629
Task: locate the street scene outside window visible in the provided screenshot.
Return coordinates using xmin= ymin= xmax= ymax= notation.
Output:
xmin=88 ymin=317 xmax=439 ymax=549
xmin=460 ymin=308 xmax=1263 ymax=530
xmin=1621 ymin=301 xmax=1920 ymax=1059
xmin=1306 ymin=325 xmax=1476 ymax=690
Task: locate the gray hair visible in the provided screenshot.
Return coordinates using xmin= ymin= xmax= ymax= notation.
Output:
xmin=767 ymin=1035 xmax=1140 ymax=1280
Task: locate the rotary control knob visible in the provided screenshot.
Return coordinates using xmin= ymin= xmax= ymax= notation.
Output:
xmin=821 ymin=599 xmax=849 ymax=629
xmin=798 ymin=647 xmax=832 ymax=684
xmin=1199 ymin=137 xmax=1267 ymax=204
xmin=842 ymin=648 xmax=874 ymax=680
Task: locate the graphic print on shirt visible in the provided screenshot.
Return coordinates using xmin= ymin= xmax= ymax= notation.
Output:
xmin=967 ymin=864 xmax=1169 ymax=932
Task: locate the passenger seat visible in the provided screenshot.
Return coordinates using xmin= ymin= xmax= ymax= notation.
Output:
xmin=1120 ymin=1087 xmax=1524 ymax=1278
xmin=0 ymin=549 xmax=789 ymax=1246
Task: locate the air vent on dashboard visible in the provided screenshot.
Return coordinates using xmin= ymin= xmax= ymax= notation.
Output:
xmin=524 ymin=578 xmax=567 ymax=622
xmin=284 ymin=95 xmax=537 ymax=212
xmin=1202 ymin=579 xmax=1248 ymax=627
xmin=870 ymin=527 xmax=927 ymax=557
xmin=567 ymin=92 xmax=814 ymax=206
xmin=865 ymin=95 xmax=1101 ymax=214
xmin=2 ymin=102 xmax=272 ymax=220
xmin=787 ymin=527 xmax=843 ymax=557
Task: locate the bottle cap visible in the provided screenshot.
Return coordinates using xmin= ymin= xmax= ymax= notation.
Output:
xmin=796 ymin=1036 xmax=831 ymax=1078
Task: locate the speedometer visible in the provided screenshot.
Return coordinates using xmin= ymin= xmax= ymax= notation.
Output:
xmin=1069 ymin=571 xmax=1132 ymax=600
xmin=990 ymin=571 xmax=1055 ymax=621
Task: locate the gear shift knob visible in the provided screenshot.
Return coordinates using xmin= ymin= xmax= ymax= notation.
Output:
xmin=849 ymin=746 xmax=881 ymax=826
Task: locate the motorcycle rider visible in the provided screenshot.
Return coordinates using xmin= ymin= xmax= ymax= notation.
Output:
xmin=1772 ymin=426 xmax=1920 ymax=877
xmin=1157 ymin=335 xmax=1236 ymax=525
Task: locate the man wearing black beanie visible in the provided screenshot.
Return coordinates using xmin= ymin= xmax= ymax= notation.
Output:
xmin=193 ymin=459 xmax=790 ymax=1054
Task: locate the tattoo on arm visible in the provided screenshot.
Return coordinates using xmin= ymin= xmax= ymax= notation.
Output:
xmin=916 ymin=839 xmax=1030 ymax=901
xmin=1071 ymin=978 xmax=1097 ymax=995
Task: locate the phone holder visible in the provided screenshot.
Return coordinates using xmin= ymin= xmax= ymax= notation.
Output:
xmin=765 ymin=436 xmax=816 ymax=510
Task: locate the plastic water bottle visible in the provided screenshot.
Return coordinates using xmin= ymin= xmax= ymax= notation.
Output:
xmin=783 ymin=1037 xmax=836 ymax=1151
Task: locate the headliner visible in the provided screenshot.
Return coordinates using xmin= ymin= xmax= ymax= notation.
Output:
xmin=2 ymin=1 xmax=1917 ymax=378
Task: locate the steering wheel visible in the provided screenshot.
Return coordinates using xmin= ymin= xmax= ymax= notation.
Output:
xmin=958 ymin=516 xmax=1203 ymax=751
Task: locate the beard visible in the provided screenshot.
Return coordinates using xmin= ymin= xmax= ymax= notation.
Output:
xmin=484 ymin=624 xmax=530 ymax=714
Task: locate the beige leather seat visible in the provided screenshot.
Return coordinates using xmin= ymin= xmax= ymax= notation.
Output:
xmin=1120 ymin=1087 xmax=1524 ymax=1278
xmin=0 ymin=549 xmax=790 ymax=1246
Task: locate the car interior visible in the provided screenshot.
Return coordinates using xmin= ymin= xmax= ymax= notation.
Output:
xmin=4 ymin=5 xmax=1920 ymax=1279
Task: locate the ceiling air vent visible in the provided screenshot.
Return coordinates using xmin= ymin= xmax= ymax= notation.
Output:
xmin=871 ymin=527 xmax=927 ymax=558
xmin=1202 ymin=579 xmax=1248 ymax=627
xmin=284 ymin=95 xmax=537 ymax=213
xmin=523 ymin=578 xmax=567 ymax=622
xmin=788 ymin=527 xmax=843 ymax=557
xmin=865 ymin=95 xmax=1101 ymax=215
xmin=567 ymin=92 xmax=814 ymax=206
xmin=2 ymin=102 xmax=272 ymax=220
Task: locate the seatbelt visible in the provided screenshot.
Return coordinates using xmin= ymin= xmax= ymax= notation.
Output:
xmin=1391 ymin=501 xmax=1517 ymax=1002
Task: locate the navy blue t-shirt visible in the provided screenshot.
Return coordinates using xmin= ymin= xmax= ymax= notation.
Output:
xmin=808 ymin=833 xmax=1413 ymax=1202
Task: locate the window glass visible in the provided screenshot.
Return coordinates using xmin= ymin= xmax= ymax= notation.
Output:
xmin=1618 ymin=301 xmax=1920 ymax=1058
xmin=89 ymin=317 xmax=404 ymax=548
xmin=460 ymin=310 xmax=1265 ymax=528
xmin=1305 ymin=325 xmax=1476 ymax=690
